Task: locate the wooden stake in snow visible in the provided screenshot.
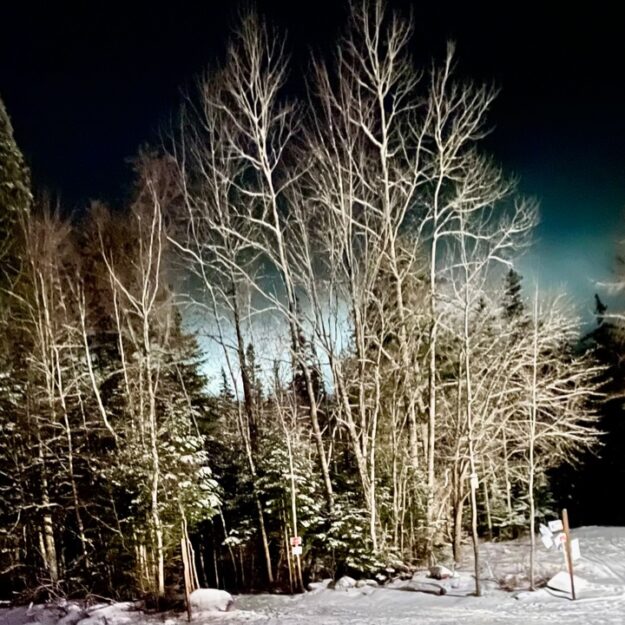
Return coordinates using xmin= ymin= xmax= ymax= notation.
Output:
xmin=181 ymin=535 xmax=193 ymax=621
xmin=180 ymin=508 xmax=199 ymax=620
xmin=562 ymin=509 xmax=576 ymax=601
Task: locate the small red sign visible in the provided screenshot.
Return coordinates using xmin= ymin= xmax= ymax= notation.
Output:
xmin=290 ymin=536 xmax=302 ymax=547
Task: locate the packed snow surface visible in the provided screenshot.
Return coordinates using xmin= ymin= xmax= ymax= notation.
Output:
xmin=2 ymin=526 xmax=625 ymax=625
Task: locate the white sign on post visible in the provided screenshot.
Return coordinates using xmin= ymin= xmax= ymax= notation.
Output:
xmin=539 ymin=524 xmax=552 ymax=538
xmin=548 ymin=519 xmax=564 ymax=533
xmin=554 ymin=532 xmax=567 ymax=550
xmin=292 ymin=545 xmax=302 ymax=556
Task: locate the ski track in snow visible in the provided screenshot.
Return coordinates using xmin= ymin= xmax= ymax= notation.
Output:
xmin=3 ymin=527 xmax=625 ymax=625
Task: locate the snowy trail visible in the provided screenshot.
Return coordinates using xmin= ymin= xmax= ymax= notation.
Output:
xmin=573 ymin=527 xmax=625 ymax=585
xmin=3 ymin=527 xmax=625 ymax=625
xmin=231 ymin=587 xmax=625 ymax=625
xmin=225 ymin=526 xmax=625 ymax=625
xmin=3 ymin=592 xmax=625 ymax=625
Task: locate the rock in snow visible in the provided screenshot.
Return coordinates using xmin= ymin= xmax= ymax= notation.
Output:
xmin=333 ymin=576 xmax=357 ymax=590
xmin=428 ymin=564 xmax=454 ymax=580
xmin=308 ymin=578 xmax=333 ymax=592
xmin=189 ymin=588 xmax=233 ymax=612
xmin=355 ymin=579 xmax=378 ymax=588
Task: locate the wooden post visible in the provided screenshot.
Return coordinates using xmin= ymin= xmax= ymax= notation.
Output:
xmin=181 ymin=537 xmax=193 ymax=621
xmin=295 ymin=550 xmax=304 ymax=593
xmin=562 ymin=509 xmax=576 ymax=600
xmin=284 ymin=522 xmax=294 ymax=594
xmin=187 ymin=539 xmax=199 ymax=591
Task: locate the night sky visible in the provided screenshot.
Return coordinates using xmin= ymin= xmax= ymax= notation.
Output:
xmin=2 ymin=1 xmax=625 ymax=315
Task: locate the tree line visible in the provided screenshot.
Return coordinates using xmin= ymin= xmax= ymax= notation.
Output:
xmin=0 ymin=0 xmax=604 ymax=602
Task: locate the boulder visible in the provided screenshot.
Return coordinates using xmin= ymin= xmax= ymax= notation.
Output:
xmin=333 ymin=575 xmax=357 ymax=590
xmin=428 ymin=564 xmax=454 ymax=580
xmin=355 ymin=579 xmax=378 ymax=588
xmin=409 ymin=581 xmax=447 ymax=596
xmin=189 ymin=588 xmax=233 ymax=612
xmin=307 ymin=578 xmax=333 ymax=592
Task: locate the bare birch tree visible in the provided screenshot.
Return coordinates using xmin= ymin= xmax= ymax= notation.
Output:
xmin=512 ymin=292 xmax=601 ymax=588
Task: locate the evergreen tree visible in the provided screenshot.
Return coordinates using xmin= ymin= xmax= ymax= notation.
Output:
xmin=594 ymin=293 xmax=608 ymax=325
xmin=292 ymin=331 xmax=325 ymax=409
xmin=245 ymin=343 xmax=263 ymax=406
xmin=245 ymin=342 xmax=263 ymax=442
xmin=0 ymin=96 xmax=31 ymax=279
xmin=502 ymin=269 xmax=524 ymax=321
xmin=552 ymin=295 xmax=625 ymax=525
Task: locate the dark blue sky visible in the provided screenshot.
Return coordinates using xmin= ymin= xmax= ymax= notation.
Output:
xmin=2 ymin=1 xmax=625 ymax=314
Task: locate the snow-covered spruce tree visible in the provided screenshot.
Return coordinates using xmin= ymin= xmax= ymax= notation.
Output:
xmin=257 ymin=367 xmax=327 ymax=590
xmin=85 ymin=156 xmax=219 ymax=599
xmin=196 ymin=370 xmax=252 ymax=590
xmin=0 ymin=97 xmax=32 ymax=595
xmin=0 ymin=98 xmax=33 ymax=594
xmin=0 ymin=96 xmax=31 ymax=281
xmin=0 ymin=298 xmax=34 ymax=597
xmin=168 ymin=54 xmax=281 ymax=584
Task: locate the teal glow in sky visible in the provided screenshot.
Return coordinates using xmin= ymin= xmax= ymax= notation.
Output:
xmin=506 ymin=153 xmax=625 ymax=319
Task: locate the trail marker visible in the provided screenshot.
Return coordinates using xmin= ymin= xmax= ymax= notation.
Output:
xmin=540 ymin=513 xmax=581 ymax=600
xmin=562 ymin=509 xmax=576 ymax=600
xmin=548 ymin=519 xmax=564 ymax=532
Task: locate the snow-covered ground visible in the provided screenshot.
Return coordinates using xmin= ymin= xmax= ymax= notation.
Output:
xmin=3 ymin=526 xmax=625 ymax=625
